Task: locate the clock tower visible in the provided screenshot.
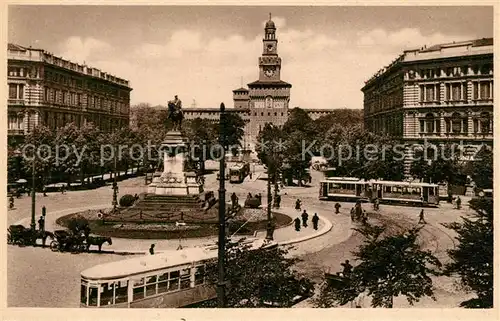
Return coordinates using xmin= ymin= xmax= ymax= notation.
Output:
xmin=244 ymin=13 xmax=292 ymax=150
xmin=259 ymin=13 xmax=281 ymax=82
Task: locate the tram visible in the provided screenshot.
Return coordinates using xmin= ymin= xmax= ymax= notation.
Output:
xmin=319 ymin=177 xmax=371 ymax=202
xmin=80 ymin=238 xmax=276 ymax=308
xmin=229 ymin=162 xmax=250 ymax=183
xmin=319 ymin=177 xmax=440 ymax=206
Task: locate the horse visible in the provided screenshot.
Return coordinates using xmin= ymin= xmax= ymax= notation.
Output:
xmin=86 ymin=236 xmax=112 ymax=252
xmin=167 ymin=101 xmax=184 ymax=131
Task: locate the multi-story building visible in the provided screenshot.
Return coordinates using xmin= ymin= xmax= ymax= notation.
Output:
xmin=7 ymin=43 xmax=132 ymax=143
xmin=184 ymin=15 xmax=334 ymax=150
xmin=362 ymin=38 xmax=493 ymax=166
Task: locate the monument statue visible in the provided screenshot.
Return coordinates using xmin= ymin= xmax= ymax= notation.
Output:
xmin=167 ymin=95 xmax=184 ymax=132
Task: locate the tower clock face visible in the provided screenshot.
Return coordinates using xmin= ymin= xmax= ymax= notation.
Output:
xmin=266 ymin=44 xmax=275 ymax=52
xmin=264 ymin=67 xmax=275 ymax=77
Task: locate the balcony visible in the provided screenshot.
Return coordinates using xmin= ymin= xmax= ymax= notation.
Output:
xmin=8 ymin=129 xmax=24 ymax=136
xmin=8 ymin=99 xmax=26 ymax=105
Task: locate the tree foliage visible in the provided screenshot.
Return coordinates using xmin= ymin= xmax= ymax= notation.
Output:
xmin=470 ymin=145 xmax=493 ymax=190
xmin=442 ymin=198 xmax=493 ymax=308
xmin=315 ymin=223 xmax=441 ymax=308
xmin=202 ymin=238 xmax=314 ymax=307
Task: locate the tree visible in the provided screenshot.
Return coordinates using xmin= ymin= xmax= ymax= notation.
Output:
xmin=442 ymin=198 xmax=493 ymax=308
xmin=256 ymin=123 xmax=285 ymax=199
xmin=410 ymin=149 xmax=431 ymax=182
xmin=213 ymin=112 xmax=246 ymax=153
xmin=315 ymin=223 xmax=441 ymax=308
xmin=202 ymin=238 xmax=314 ymax=307
xmin=470 ymin=145 xmax=493 ymax=190
xmin=21 ymin=125 xmax=56 ymax=187
xmin=183 ymin=118 xmax=217 ymax=173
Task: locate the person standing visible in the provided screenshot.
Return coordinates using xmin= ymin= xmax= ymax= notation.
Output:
xmin=341 ymin=260 xmax=353 ymax=276
xmin=275 ymin=194 xmax=281 ymax=208
xmin=418 ymin=209 xmax=426 ymax=224
xmin=231 ymin=192 xmax=238 ymax=208
xmin=149 ymin=244 xmax=155 ymax=255
xmin=9 ymin=195 xmax=14 ymax=209
xmin=294 ymin=217 xmax=301 ymax=232
xmin=301 ymin=210 xmax=309 ymax=228
xmin=312 ymin=213 xmax=319 ymax=230
xmin=295 ymin=199 xmax=302 ymax=211
xmin=456 ymin=196 xmax=462 ymax=210
xmin=350 ymin=207 xmax=355 ymax=222
xmin=43 ymin=185 xmax=47 ymax=197
xmin=334 ymin=202 xmax=341 ymax=214
xmin=38 ymin=215 xmax=45 ymax=232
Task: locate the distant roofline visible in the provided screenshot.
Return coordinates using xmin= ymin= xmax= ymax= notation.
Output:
xmin=247 ymin=80 xmax=292 ymax=87
xmin=7 ymin=42 xmax=131 ymax=88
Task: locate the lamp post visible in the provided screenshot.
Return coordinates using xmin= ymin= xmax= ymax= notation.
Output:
xmin=19 ymin=107 xmax=39 ymax=231
xmin=112 ymin=144 xmax=118 ymax=209
xmin=217 ymin=102 xmax=227 ymax=308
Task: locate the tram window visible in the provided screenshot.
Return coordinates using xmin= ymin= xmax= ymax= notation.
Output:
xmin=100 ymin=282 xmax=114 ymax=306
xmin=180 ymin=268 xmax=191 ymax=289
xmin=158 ymin=280 xmax=169 ymax=294
xmin=429 ymin=188 xmax=435 ymax=196
xmin=80 ymin=283 xmax=87 ymax=305
xmin=402 ymin=188 xmax=409 ymax=194
xmin=169 ymin=271 xmax=180 ymax=291
xmin=114 ymin=281 xmax=128 ymax=304
xmin=133 ymin=278 xmax=145 ymax=301
xmin=384 ymin=186 xmax=391 ymax=193
xmin=195 ymin=265 xmax=205 ymax=285
xmin=89 ymin=287 xmax=98 ymax=307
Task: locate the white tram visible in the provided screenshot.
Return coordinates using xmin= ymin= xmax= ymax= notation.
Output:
xmin=319 ymin=177 xmax=371 ymax=202
xmin=80 ymin=238 xmax=276 ymax=308
xmin=319 ymin=177 xmax=440 ymax=206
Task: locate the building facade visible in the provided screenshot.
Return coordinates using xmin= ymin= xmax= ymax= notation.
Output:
xmin=362 ymin=38 xmax=493 ymax=166
xmin=184 ymin=15 xmax=334 ymax=150
xmin=7 ymin=43 xmax=132 ymax=143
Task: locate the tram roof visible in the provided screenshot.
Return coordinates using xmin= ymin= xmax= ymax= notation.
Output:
xmin=370 ymin=180 xmax=438 ymax=187
xmin=321 ymin=178 xmax=438 ymax=187
xmin=81 ymin=238 xmax=271 ymax=280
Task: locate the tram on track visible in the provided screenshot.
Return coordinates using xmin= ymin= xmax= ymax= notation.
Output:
xmin=229 ymin=162 xmax=250 ymax=183
xmin=80 ymin=238 xmax=276 ymax=308
xmin=319 ymin=177 xmax=440 ymax=206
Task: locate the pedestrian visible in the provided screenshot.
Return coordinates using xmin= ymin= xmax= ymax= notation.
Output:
xmin=276 ymin=194 xmax=281 ymax=208
xmin=9 ymin=195 xmax=14 ymax=209
xmin=247 ymin=192 xmax=252 ymax=199
xmin=249 ymin=172 xmax=253 ymax=179
xmin=418 ymin=209 xmax=426 ymax=224
xmin=43 ymin=185 xmax=47 ymax=197
xmin=42 ymin=205 xmax=46 ymax=218
xmin=312 ymin=213 xmax=319 ymax=230
xmin=456 ymin=196 xmax=462 ymax=210
xmin=341 ymin=259 xmax=353 ymax=277
xmin=334 ymin=202 xmax=341 ymax=214
xmin=38 ymin=215 xmax=45 ymax=231
xmin=149 ymin=244 xmax=155 ymax=255
xmin=231 ymin=192 xmax=238 ymax=208
xmin=350 ymin=207 xmax=355 ymax=222
xmin=308 ymin=176 xmax=312 ymax=184
xmin=294 ymin=217 xmax=301 ymax=232
xmin=295 ymin=199 xmax=302 ymax=211
xmin=301 ymin=210 xmax=309 ymax=228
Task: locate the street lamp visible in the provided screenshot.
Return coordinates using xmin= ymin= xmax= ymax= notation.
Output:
xmin=112 ymin=145 xmax=118 ymax=209
xmin=18 ymin=107 xmax=39 ymax=231
xmin=217 ymin=102 xmax=227 ymax=308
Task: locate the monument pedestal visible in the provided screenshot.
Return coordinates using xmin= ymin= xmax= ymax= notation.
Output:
xmin=147 ymin=131 xmax=202 ymax=196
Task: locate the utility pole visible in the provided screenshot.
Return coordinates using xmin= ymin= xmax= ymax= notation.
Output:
xmin=217 ymin=102 xmax=227 ymax=308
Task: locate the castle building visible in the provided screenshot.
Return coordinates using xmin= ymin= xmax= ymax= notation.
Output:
xmin=362 ymin=38 xmax=493 ymax=166
xmin=7 ymin=43 xmax=132 ymax=143
xmin=183 ymin=15 xmax=334 ymax=150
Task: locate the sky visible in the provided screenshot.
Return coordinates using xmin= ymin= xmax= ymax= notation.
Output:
xmin=8 ymin=6 xmax=493 ymax=109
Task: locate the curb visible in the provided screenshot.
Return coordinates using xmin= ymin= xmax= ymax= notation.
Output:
xmin=278 ymin=214 xmax=333 ymax=246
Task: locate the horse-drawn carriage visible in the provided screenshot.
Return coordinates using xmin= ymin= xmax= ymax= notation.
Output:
xmin=49 ymin=230 xmax=113 ymax=253
xmin=244 ymin=195 xmax=262 ymax=209
xmin=8 ymin=225 xmax=54 ymax=247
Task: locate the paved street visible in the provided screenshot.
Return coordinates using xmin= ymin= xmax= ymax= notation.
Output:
xmin=7 ymin=163 xmax=474 ymax=308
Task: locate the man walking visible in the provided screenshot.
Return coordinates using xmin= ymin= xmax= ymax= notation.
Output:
xmin=295 ymin=199 xmax=302 ymax=211
xmin=312 ymin=213 xmax=319 ymax=230
xmin=38 ymin=215 xmax=45 ymax=232
xmin=334 ymin=202 xmax=341 ymax=214
xmin=294 ymin=217 xmax=301 ymax=232
xmin=456 ymin=196 xmax=462 ymax=210
xmin=301 ymin=210 xmax=309 ymax=228
xmin=149 ymin=244 xmax=155 ymax=255
xmin=418 ymin=209 xmax=426 ymax=224
xmin=231 ymin=192 xmax=238 ymax=208
xmin=275 ymin=194 xmax=281 ymax=208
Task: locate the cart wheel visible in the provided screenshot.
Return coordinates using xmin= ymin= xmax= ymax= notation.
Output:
xmin=49 ymin=240 xmax=59 ymax=252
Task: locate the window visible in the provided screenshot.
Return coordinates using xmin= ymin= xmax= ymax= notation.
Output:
xmin=480 ymin=112 xmax=491 ymax=133
xmin=261 ymin=112 xmax=263 ymax=116
xmin=180 ymin=268 xmax=191 ymax=289
xmin=9 ymin=84 xmax=17 ymax=99
xmin=132 ymin=278 xmax=145 ymax=301
xmin=425 ymin=113 xmax=435 ymax=133
xmin=450 ymin=83 xmax=461 ymax=101
xmin=81 ymin=283 xmax=88 ymax=305
xmin=169 ymin=271 xmax=180 ymax=291
xmin=146 ymin=275 xmax=157 ymax=296
xmin=89 ymin=287 xmax=98 ymax=307
xmin=100 ymin=282 xmax=115 ymax=306
xmin=480 ymin=82 xmax=491 ymax=99
xmin=451 ymin=113 xmax=462 ymax=133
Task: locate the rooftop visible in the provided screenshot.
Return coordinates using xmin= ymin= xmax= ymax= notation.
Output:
xmin=247 ymin=80 xmax=292 ymax=87
xmin=8 ymin=43 xmax=131 ymax=88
